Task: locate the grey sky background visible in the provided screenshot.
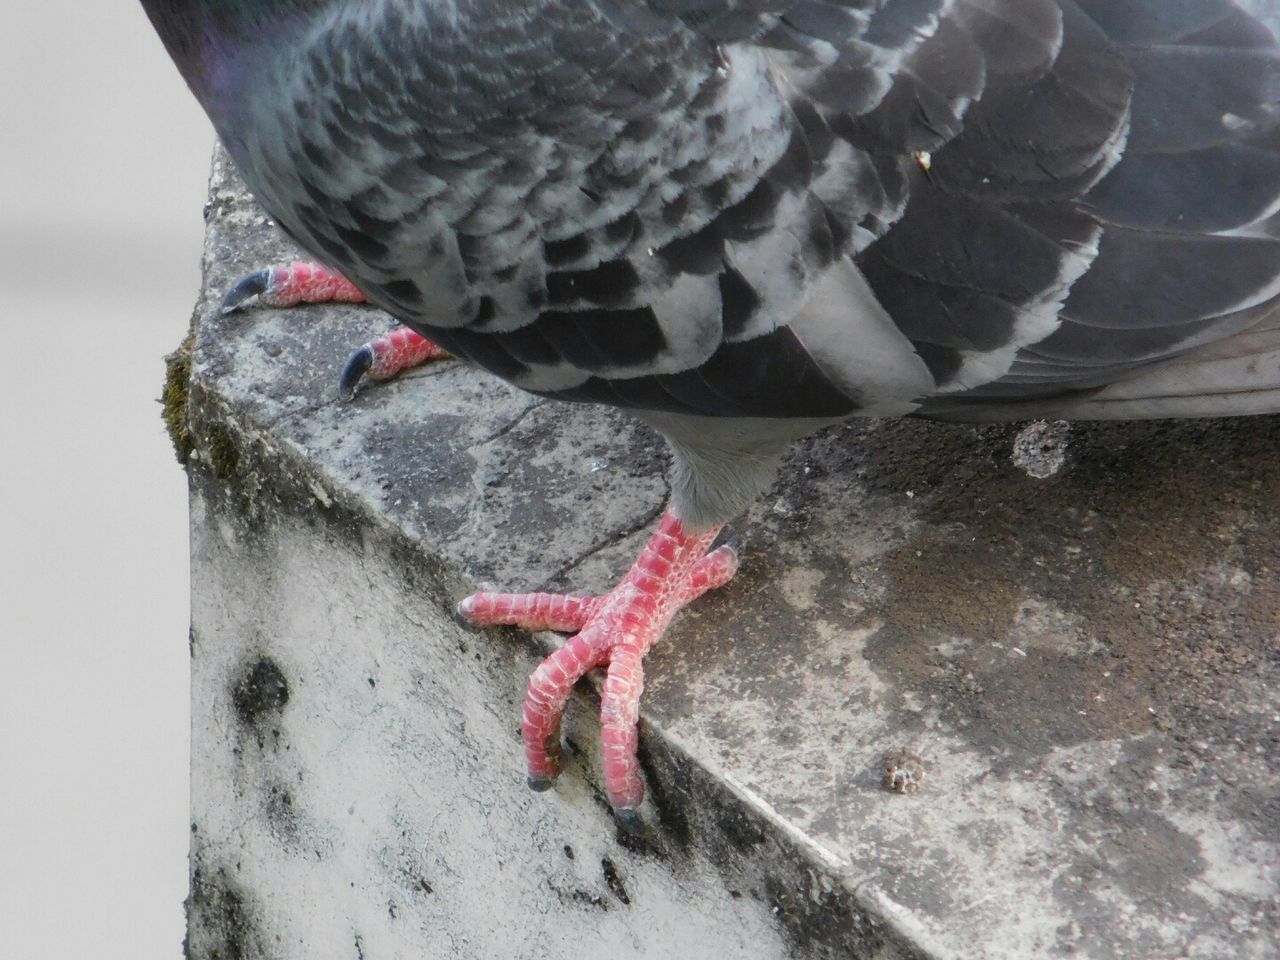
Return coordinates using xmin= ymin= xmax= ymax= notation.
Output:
xmin=2 ymin=4 xmax=215 ymax=955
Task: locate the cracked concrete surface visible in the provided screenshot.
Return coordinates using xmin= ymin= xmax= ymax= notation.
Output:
xmin=182 ymin=149 xmax=1279 ymax=959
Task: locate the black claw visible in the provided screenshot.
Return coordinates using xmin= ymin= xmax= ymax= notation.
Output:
xmin=613 ymin=808 xmax=645 ymax=836
xmin=220 ymin=269 xmax=271 ymax=315
xmin=720 ymin=533 xmax=743 ymax=554
xmin=527 ymin=776 xmax=556 ymax=793
xmin=339 ymin=345 xmax=373 ymax=400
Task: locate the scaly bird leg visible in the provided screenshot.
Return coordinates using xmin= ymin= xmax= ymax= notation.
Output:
xmin=219 ymin=260 xmax=449 ymax=397
xmin=458 ymin=511 xmax=739 ymax=828
xmin=220 ymin=260 xmax=369 ymax=312
xmin=339 ymin=328 xmax=449 ymax=399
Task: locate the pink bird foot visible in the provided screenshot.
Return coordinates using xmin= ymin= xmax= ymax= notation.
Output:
xmin=338 ymin=328 xmax=450 ymax=399
xmin=219 ymin=260 xmax=449 ymax=397
xmin=458 ymin=511 xmax=739 ymax=828
xmin=221 ymin=260 xmax=369 ymax=312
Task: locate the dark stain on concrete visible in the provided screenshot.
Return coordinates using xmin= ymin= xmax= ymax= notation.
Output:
xmin=633 ymin=732 xmax=694 ymax=855
xmin=546 ymin=877 xmax=610 ymax=911
xmin=185 ymin=858 xmax=259 ymax=960
xmin=762 ymin=873 xmax=892 ymax=960
xmin=232 ymin=656 xmax=290 ymax=727
xmin=714 ymin=805 xmax=770 ymax=855
xmin=601 ymin=856 xmax=632 ymax=905
xmin=266 ymin=782 xmax=299 ymax=846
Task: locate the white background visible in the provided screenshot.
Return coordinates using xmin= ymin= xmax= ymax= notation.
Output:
xmin=1 ymin=3 xmax=215 ymax=955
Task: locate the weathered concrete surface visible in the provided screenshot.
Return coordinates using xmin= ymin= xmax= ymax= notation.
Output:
xmin=179 ymin=148 xmax=1279 ymax=959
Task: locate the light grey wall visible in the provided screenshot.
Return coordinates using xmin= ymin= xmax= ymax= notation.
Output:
xmin=0 ymin=3 xmax=214 ymax=957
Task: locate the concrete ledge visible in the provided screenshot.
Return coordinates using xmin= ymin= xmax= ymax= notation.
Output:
xmin=178 ymin=148 xmax=1279 ymax=959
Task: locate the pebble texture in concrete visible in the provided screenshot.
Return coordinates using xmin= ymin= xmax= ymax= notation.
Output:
xmin=180 ymin=148 xmax=1279 ymax=959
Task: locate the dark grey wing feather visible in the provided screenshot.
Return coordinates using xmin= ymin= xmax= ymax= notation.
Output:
xmin=927 ymin=0 xmax=1280 ymax=411
xmin=925 ymin=4 xmax=1134 ymax=202
xmin=1084 ymin=142 xmax=1280 ymax=234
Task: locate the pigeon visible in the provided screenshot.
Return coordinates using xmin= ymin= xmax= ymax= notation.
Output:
xmin=142 ymin=0 xmax=1280 ymax=827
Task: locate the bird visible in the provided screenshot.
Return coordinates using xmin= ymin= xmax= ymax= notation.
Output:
xmin=141 ymin=0 xmax=1280 ymax=829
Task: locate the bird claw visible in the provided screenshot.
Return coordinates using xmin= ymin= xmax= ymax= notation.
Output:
xmin=613 ymin=807 xmax=645 ymax=836
xmin=337 ymin=328 xmax=451 ymax=399
xmin=339 ymin=345 xmax=374 ymax=400
xmin=220 ymin=268 xmax=271 ymax=315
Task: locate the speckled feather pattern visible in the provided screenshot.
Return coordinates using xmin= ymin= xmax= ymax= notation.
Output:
xmin=150 ymin=0 xmax=1280 ymax=438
